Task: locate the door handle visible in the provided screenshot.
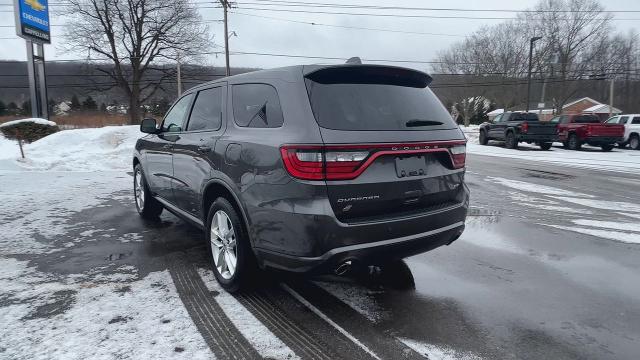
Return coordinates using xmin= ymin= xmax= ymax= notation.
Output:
xmin=198 ymin=146 xmax=212 ymax=153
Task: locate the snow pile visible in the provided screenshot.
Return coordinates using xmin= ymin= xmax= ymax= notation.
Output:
xmin=0 ymin=125 xmax=141 ymax=172
xmin=0 ymin=258 xmax=213 ymax=360
xmin=0 ymin=117 xmax=57 ymax=128
xmin=399 ymin=337 xmax=482 ymax=360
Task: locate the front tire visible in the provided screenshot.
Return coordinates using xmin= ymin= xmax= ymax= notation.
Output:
xmin=567 ymin=133 xmax=581 ymax=150
xmin=479 ymin=130 xmax=489 ymax=145
xmin=630 ymin=135 xmax=640 ymax=150
xmin=539 ymin=142 xmax=552 ymax=151
xmin=206 ymin=197 xmax=256 ymax=293
xmin=134 ymin=164 xmax=163 ymax=219
xmin=505 ymin=131 xmax=518 ymax=149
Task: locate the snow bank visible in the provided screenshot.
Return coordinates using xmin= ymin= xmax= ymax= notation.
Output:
xmin=0 ymin=117 xmax=57 ymax=128
xmin=0 ymin=125 xmax=140 ymax=172
xmin=461 ymin=125 xmax=640 ymax=173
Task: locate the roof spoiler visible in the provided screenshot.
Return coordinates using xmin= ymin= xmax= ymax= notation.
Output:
xmin=304 ymin=65 xmax=432 ymax=88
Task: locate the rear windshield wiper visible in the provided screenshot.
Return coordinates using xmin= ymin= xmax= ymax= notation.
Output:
xmin=405 ymin=119 xmax=444 ymax=127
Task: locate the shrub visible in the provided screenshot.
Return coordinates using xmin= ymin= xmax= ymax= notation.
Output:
xmin=0 ymin=120 xmax=59 ymax=143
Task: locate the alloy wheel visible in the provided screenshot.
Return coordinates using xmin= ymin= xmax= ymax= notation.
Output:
xmin=134 ymin=170 xmax=144 ymax=210
xmin=210 ymin=210 xmax=238 ymax=280
xmin=631 ymin=136 xmax=639 ymax=150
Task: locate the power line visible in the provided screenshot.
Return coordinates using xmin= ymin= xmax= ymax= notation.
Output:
xmin=241 ymin=0 xmax=640 ymax=14
xmin=230 ymin=11 xmax=467 ymax=37
xmin=233 ymin=6 xmax=640 ymax=21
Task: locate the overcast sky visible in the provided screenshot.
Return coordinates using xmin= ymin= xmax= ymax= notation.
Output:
xmin=0 ymin=0 xmax=638 ymax=72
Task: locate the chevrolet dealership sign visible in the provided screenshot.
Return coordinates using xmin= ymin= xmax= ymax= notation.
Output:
xmin=14 ymin=0 xmax=51 ymax=43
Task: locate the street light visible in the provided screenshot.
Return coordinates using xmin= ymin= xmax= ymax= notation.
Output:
xmin=526 ymin=36 xmax=543 ymax=113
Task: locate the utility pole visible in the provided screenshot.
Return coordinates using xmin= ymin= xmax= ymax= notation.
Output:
xmin=609 ymin=78 xmax=614 ymax=118
xmin=525 ymin=36 xmax=542 ymax=113
xmin=219 ymin=0 xmax=231 ymax=76
xmin=177 ymin=57 xmax=182 ymax=97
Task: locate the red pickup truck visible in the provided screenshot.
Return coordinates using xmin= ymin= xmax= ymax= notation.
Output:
xmin=552 ymin=114 xmax=624 ymax=151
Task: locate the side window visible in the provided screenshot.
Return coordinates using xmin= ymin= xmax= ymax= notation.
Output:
xmin=550 ymin=116 xmax=560 ymax=123
xmin=560 ymin=115 xmax=569 ymax=124
xmin=187 ymin=87 xmax=223 ymax=131
xmin=232 ymin=84 xmax=284 ymax=128
xmin=619 ymin=116 xmax=629 ymax=124
xmin=492 ymin=114 xmax=502 ymax=123
xmin=163 ymin=93 xmax=194 ymax=132
xmin=632 ymin=117 xmax=640 ymax=125
xmin=605 ymin=117 xmax=618 ymax=124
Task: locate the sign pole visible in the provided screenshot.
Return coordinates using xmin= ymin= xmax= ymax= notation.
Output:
xmin=25 ymin=40 xmax=39 ymax=118
xmin=36 ymin=43 xmax=48 ymax=118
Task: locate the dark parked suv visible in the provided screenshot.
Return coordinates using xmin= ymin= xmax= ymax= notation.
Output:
xmin=133 ymin=64 xmax=469 ymax=292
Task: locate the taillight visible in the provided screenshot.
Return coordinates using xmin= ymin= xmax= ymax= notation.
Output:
xmin=521 ymin=122 xmax=529 ymax=133
xmin=449 ymin=144 xmax=466 ymax=169
xmin=281 ymin=141 xmax=466 ymax=181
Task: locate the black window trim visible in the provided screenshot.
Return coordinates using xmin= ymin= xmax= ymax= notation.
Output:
xmin=183 ymin=84 xmax=226 ymax=133
xmin=230 ymin=82 xmax=284 ymax=129
xmin=160 ymin=92 xmax=196 ymax=134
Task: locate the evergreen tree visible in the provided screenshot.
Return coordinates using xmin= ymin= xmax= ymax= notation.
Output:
xmin=70 ymin=95 xmax=81 ymax=110
xmin=20 ymin=100 xmax=31 ymax=116
xmin=100 ymin=103 xmax=107 ymax=112
xmin=7 ymin=102 xmax=18 ymax=115
xmin=82 ymin=96 xmax=98 ymax=110
xmin=0 ymin=100 xmax=6 ymax=116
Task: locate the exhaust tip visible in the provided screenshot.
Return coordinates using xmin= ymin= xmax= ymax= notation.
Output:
xmin=334 ymin=260 xmax=353 ymax=276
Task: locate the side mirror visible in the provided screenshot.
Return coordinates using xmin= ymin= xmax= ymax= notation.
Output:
xmin=140 ymin=118 xmax=159 ymax=134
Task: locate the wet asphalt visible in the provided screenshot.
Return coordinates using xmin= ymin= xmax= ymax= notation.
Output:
xmin=4 ymin=147 xmax=640 ymax=360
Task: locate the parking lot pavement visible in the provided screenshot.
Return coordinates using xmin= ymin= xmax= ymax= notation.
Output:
xmin=1 ymin=154 xmax=640 ymax=360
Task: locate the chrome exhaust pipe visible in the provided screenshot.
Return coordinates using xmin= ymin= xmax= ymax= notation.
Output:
xmin=334 ymin=260 xmax=353 ymax=276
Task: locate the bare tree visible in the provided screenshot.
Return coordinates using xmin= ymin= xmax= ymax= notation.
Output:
xmin=61 ymin=0 xmax=211 ymax=124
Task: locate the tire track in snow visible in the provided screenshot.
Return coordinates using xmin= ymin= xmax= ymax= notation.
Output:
xmin=168 ymin=255 xmax=261 ymax=360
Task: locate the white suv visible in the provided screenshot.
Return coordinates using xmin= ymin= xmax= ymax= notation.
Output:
xmin=605 ymin=114 xmax=640 ymax=150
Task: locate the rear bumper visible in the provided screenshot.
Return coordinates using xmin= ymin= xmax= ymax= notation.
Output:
xmin=517 ymin=134 xmax=557 ymax=142
xmin=253 ymin=185 xmax=469 ymax=273
xmin=584 ymin=136 xmax=624 ymax=145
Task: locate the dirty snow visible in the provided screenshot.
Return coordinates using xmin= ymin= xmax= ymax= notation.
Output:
xmin=0 ymin=258 xmax=213 ymax=360
xmin=549 ymin=196 xmax=640 ymax=213
xmin=545 ymin=225 xmax=640 ymax=244
xmin=0 ymin=117 xmax=57 ymax=128
xmin=461 ymin=125 xmax=640 ymax=173
xmin=488 ymin=176 xmax=593 ymax=198
xmin=197 ymin=268 xmax=300 ymax=360
xmin=0 ymin=125 xmax=140 ymax=172
xmin=572 ymin=219 xmax=640 ymax=232
xmin=399 ymin=337 xmax=481 ymax=360
xmin=314 ymin=280 xmax=387 ymax=323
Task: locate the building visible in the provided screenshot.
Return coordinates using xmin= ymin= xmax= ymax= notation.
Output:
xmin=489 ymin=97 xmax=623 ymax=122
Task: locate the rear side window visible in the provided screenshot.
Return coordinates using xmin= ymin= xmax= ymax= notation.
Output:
xmin=304 ymin=69 xmax=456 ymax=131
xmin=619 ymin=116 xmax=628 ymax=124
xmin=232 ymin=84 xmax=284 ymax=128
xmin=163 ymin=93 xmax=195 ymax=132
xmin=187 ymin=87 xmax=223 ymax=131
xmin=509 ymin=113 xmax=539 ymax=121
xmin=632 ymin=117 xmax=640 ymax=125
xmin=575 ymin=115 xmax=600 ymax=124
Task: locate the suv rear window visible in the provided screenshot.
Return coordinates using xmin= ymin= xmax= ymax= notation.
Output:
xmin=508 ymin=113 xmax=539 ymax=121
xmin=304 ymin=67 xmax=456 ymax=131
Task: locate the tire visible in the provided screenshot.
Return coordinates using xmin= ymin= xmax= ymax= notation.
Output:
xmin=479 ymin=130 xmax=489 ymax=145
xmin=134 ymin=164 xmax=163 ymax=219
xmin=601 ymin=144 xmax=614 ymax=152
xmin=505 ymin=131 xmax=518 ymax=149
xmin=618 ymin=142 xmax=627 ymax=149
xmin=539 ymin=142 xmax=552 ymax=151
xmin=567 ymin=133 xmax=581 ymax=150
xmin=630 ymin=135 xmax=640 ymax=150
xmin=206 ymin=197 xmax=257 ymax=293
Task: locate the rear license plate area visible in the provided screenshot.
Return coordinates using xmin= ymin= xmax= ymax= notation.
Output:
xmin=395 ymin=156 xmax=426 ymax=178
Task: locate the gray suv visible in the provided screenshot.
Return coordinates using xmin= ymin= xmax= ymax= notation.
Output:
xmin=133 ymin=64 xmax=469 ymax=292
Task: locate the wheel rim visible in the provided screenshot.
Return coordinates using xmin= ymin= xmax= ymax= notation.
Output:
xmin=632 ymin=137 xmax=639 ymax=149
xmin=134 ymin=170 xmax=144 ymax=210
xmin=507 ymin=133 xmax=514 ymax=146
xmin=210 ymin=210 xmax=237 ymax=280
xmin=569 ymin=136 xmax=577 ymax=148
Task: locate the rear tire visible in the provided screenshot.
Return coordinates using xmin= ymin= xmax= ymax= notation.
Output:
xmin=479 ymin=130 xmax=489 ymax=145
xmin=601 ymin=144 xmax=614 ymax=152
xmin=134 ymin=164 xmax=163 ymax=219
xmin=630 ymin=135 xmax=640 ymax=150
xmin=206 ymin=197 xmax=257 ymax=293
xmin=618 ymin=142 xmax=627 ymax=149
xmin=505 ymin=131 xmax=518 ymax=149
xmin=539 ymin=142 xmax=552 ymax=151
xmin=567 ymin=133 xmax=581 ymax=150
